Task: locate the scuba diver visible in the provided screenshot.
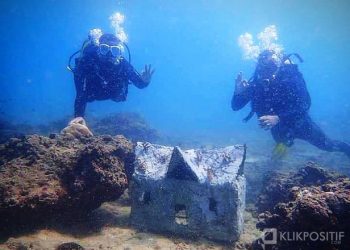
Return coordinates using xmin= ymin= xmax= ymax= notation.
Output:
xmin=68 ymin=30 xmax=154 ymax=117
xmin=232 ymin=49 xmax=350 ymax=159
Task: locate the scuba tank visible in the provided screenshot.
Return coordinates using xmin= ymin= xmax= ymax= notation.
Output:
xmin=67 ymin=29 xmax=131 ymax=73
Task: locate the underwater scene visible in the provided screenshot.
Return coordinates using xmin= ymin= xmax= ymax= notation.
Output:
xmin=1 ymin=0 xmax=350 ymax=249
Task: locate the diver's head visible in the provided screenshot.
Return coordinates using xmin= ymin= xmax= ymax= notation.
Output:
xmin=98 ymin=33 xmax=123 ymax=60
xmin=256 ymin=50 xmax=281 ymax=79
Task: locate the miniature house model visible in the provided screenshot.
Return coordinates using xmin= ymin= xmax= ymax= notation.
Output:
xmin=130 ymin=142 xmax=246 ymax=242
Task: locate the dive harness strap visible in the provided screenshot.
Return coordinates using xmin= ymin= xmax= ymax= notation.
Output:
xmin=243 ymin=110 xmax=255 ymax=123
xmin=67 ymin=50 xmax=81 ymax=72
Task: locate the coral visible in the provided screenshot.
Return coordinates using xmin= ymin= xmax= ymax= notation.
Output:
xmin=60 ymin=117 xmax=93 ymax=139
xmin=0 ymin=133 xmax=134 ymax=236
xmin=256 ymin=162 xmax=343 ymax=213
xmin=254 ymin=162 xmax=350 ymax=250
xmin=56 ymin=242 xmax=85 ymax=250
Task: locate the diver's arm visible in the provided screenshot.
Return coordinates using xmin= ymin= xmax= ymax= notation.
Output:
xmin=231 ymin=72 xmax=252 ymax=111
xmin=232 ymin=89 xmax=252 ymax=111
xmin=123 ymin=60 xmax=152 ymax=89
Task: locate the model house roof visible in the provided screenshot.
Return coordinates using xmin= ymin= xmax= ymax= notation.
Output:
xmin=134 ymin=142 xmax=246 ymax=185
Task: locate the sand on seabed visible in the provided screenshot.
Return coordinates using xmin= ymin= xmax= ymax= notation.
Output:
xmin=0 ymin=199 xmax=259 ymax=250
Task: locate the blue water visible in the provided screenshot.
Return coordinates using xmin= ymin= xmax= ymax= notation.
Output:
xmin=1 ymin=0 xmax=350 ymax=146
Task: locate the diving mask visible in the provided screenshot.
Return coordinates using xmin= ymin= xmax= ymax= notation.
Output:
xmin=99 ymin=43 xmax=123 ymax=58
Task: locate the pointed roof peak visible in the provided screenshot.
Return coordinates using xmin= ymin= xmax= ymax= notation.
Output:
xmin=166 ymin=147 xmax=199 ymax=182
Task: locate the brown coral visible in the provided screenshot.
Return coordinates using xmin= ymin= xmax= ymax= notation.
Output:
xmin=255 ymin=163 xmax=350 ymax=250
xmin=0 ymin=134 xmax=134 ymax=236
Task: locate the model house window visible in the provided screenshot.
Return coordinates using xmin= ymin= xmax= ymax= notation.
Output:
xmin=175 ymin=204 xmax=188 ymax=225
xmin=209 ymin=198 xmax=218 ymax=215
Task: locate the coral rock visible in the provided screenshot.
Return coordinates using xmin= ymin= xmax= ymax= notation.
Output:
xmin=0 ymin=134 xmax=134 ymax=234
xmin=255 ymin=162 xmax=350 ymax=250
xmin=256 ymin=162 xmax=343 ymax=213
xmin=60 ymin=117 xmax=93 ymax=139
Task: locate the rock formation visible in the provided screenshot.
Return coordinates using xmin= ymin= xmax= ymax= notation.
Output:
xmin=256 ymin=162 xmax=343 ymax=213
xmin=0 ymin=133 xmax=134 ymax=235
xmin=60 ymin=117 xmax=93 ymax=138
xmin=254 ymin=162 xmax=350 ymax=250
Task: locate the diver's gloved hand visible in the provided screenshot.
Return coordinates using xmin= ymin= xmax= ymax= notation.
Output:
xmin=141 ymin=64 xmax=155 ymax=84
xmin=234 ymin=72 xmax=249 ymax=94
xmin=259 ymin=115 xmax=280 ymax=130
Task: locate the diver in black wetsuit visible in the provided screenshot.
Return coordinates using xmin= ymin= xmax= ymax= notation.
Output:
xmin=71 ymin=33 xmax=154 ymax=117
xmin=232 ymin=49 xmax=350 ymax=158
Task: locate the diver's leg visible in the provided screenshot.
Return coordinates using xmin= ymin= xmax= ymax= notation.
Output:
xmin=296 ymin=116 xmax=350 ymax=156
xmin=270 ymin=124 xmax=294 ymax=160
xmin=74 ymin=95 xmax=87 ymax=118
xmin=73 ymin=72 xmax=87 ymax=118
xmin=271 ymin=123 xmax=295 ymax=146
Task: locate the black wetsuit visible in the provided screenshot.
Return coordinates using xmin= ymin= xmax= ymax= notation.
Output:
xmin=232 ymin=63 xmax=350 ymax=156
xmin=73 ymin=44 xmax=148 ymax=117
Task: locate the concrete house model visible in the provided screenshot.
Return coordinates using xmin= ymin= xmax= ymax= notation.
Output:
xmin=130 ymin=142 xmax=246 ymax=242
